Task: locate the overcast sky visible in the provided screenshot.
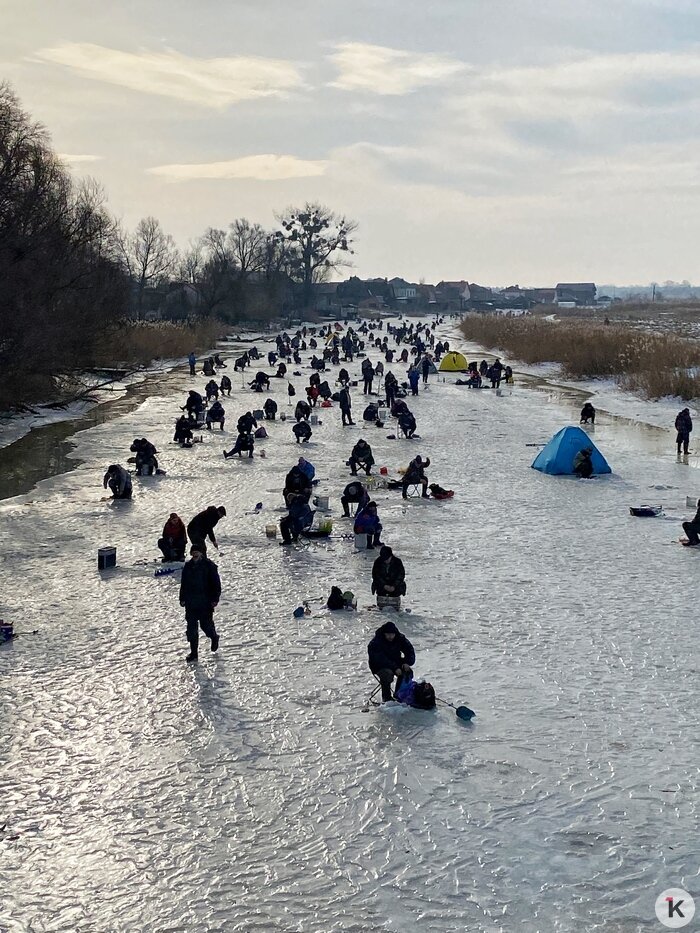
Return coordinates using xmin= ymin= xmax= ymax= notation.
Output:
xmin=3 ymin=0 xmax=700 ymax=285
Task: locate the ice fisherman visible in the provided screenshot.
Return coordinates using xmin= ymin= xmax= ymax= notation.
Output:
xmin=675 ymin=408 xmax=693 ymax=455
xmin=402 ymin=455 xmax=430 ymax=498
xmin=103 ymin=464 xmax=132 ymax=499
xmin=573 ymin=447 xmax=594 ymax=479
xmin=354 ymin=500 xmax=383 ymax=550
xmin=158 ymin=513 xmax=187 ymax=562
xmin=188 ymin=352 xmax=196 ymax=376
xmin=367 ymin=620 xmax=415 ymax=702
xmin=179 ymin=545 xmax=221 ymax=662
xmin=371 ymin=545 xmax=406 ymax=601
xmin=349 ymin=439 xmax=374 ymax=476
xmin=580 ymin=403 xmax=596 ymax=425
xmin=186 ymin=505 xmax=226 ymax=555
xmin=341 ymin=480 xmax=370 ymax=517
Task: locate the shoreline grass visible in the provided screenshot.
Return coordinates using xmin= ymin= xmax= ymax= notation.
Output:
xmin=460 ymin=314 xmax=700 ymax=401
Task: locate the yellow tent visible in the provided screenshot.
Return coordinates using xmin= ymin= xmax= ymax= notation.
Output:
xmin=438 ymin=351 xmax=468 ymax=372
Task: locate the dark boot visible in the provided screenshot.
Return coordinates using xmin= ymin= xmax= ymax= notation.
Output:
xmin=211 ymin=633 xmax=219 ymax=652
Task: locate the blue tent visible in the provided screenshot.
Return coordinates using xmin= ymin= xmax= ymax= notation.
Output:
xmin=531 ymin=425 xmax=611 ymax=475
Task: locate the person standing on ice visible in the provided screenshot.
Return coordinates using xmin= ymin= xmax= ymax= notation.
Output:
xmin=179 ymin=545 xmax=221 ymax=662
xmin=675 ymin=408 xmax=693 ymax=455
xmin=188 ymin=352 xmax=196 ymax=376
xmin=339 ymin=385 xmax=354 ymax=426
xmin=407 ymin=365 xmax=420 ymax=396
xmin=367 ymin=620 xmax=415 ymax=702
xmin=187 ymin=505 xmax=226 ymax=555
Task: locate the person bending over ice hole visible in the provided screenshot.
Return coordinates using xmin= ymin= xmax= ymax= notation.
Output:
xmin=341 ymin=480 xmax=369 ymax=517
xmin=263 ymin=398 xmax=277 ymax=420
xmin=295 ymin=399 xmax=311 ymax=422
xmin=250 ymin=371 xmax=270 ymax=392
xmin=224 ymin=433 xmax=254 ymax=458
xmin=398 ymin=410 xmax=417 ymax=439
xmin=130 ymin=438 xmax=158 ymax=475
xmin=284 ymin=464 xmax=312 ymax=506
xmin=354 ymin=500 xmax=383 ymax=550
xmin=103 ymin=464 xmax=132 ymax=499
xmin=402 ymin=455 xmax=431 ymax=499
xmin=293 ymin=421 xmax=312 ymax=444
xmin=349 ymin=439 xmax=375 ymax=476
xmin=573 ymin=447 xmax=594 ymax=479
xmin=580 ymin=402 xmax=596 ymax=425
xmin=179 ymin=545 xmax=221 ymax=662
xmin=214 ymin=353 xmax=226 ymax=368
xmin=220 ymin=374 xmax=232 ymax=397
xmin=367 ymin=620 xmax=415 ymax=702
xmin=174 ymin=416 xmax=194 ymax=447
xmin=206 ymin=401 xmax=225 ymax=431
xmin=682 ymin=498 xmax=700 ymax=545
xmin=158 ymin=512 xmax=187 ymax=561
xmin=237 ymin=411 xmax=258 ymax=435
xmin=205 ymin=379 xmax=219 ymax=402
xmin=268 ymin=350 xmax=278 ymax=367
xmin=675 ymin=407 xmax=693 ymax=455
xmin=187 ymin=505 xmax=226 ymax=556
xmin=183 ymin=390 xmax=204 ymax=422
xmin=280 ymin=494 xmax=314 ymax=545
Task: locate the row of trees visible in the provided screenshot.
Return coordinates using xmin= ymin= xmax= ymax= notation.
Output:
xmin=0 ymin=83 xmax=357 ymax=406
xmin=119 ymin=207 xmax=357 ymax=322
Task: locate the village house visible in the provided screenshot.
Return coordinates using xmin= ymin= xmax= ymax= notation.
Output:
xmin=555 ymin=283 xmax=597 ymax=307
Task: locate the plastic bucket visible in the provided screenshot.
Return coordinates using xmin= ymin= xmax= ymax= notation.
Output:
xmin=314 ymin=495 xmax=329 ymax=510
xmin=310 ymin=414 xmax=319 ymax=425
xmin=686 ymin=496 xmax=697 ymax=508
xmin=318 ymin=519 xmax=333 ymax=535
xmin=0 ymin=621 xmax=14 ymax=642
xmin=265 ymin=524 xmax=278 ymax=538
xmin=97 ymin=547 xmax=117 ymax=570
xmin=354 ymin=533 xmax=368 ymax=550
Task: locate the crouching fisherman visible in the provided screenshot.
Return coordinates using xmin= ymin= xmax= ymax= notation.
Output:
xmin=174 ymin=415 xmax=194 ymax=447
xmin=179 ymin=545 xmax=221 ymax=662
xmin=367 ymin=621 xmax=415 ymax=702
xmin=103 ymin=464 xmax=132 ymax=499
xmin=280 ymin=494 xmax=314 ymax=545
xmin=158 ymin=512 xmax=187 ymax=561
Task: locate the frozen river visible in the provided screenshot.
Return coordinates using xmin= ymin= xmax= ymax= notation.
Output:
xmin=0 ymin=322 xmax=697 ymax=932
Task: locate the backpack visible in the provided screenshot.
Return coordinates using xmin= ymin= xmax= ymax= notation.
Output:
xmin=413 ymin=681 xmax=436 ymax=710
xmin=288 ymin=384 xmax=296 ymax=397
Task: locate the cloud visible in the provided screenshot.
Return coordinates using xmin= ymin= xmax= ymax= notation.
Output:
xmin=32 ymin=43 xmax=304 ymax=108
xmin=329 ymin=42 xmax=466 ymax=95
xmin=147 ymin=154 xmax=328 ymax=182
xmin=57 ymin=153 xmax=103 ymax=164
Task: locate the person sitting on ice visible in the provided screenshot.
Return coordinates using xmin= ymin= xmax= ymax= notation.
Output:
xmin=367 ymin=618 xmax=414 ymax=702
xmin=573 ymin=447 xmax=594 ymax=479
xmin=349 ymin=439 xmax=374 ymax=476
xmin=279 ymin=494 xmax=314 ymax=545
xmin=103 ymin=464 xmax=132 ymax=499
xmin=391 ymin=398 xmax=409 ymax=419
xmin=295 ymin=400 xmax=311 ymax=422
xmin=398 ymin=410 xmax=417 ymax=439
xmin=223 ymin=432 xmax=254 ymax=459
xmin=174 ymin=416 xmax=194 ymax=447
xmin=354 ymin=500 xmax=383 ymax=550
xmin=402 ymin=455 xmax=430 ymax=499
xmin=263 ymin=398 xmax=277 ymax=420
xmin=206 ymin=400 xmax=225 ymax=431
xmin=205 ymin=379 xmax=219 ymax=402
xmin=293 ymin=421 xmax=312 ymax=444
xmin=158 ymin=512 xmax=187 ymax=562
xmin=219 ymin=374 xmax=232 ymax=396
xmin=682 ymin=498 xmax=700 ymax=546
xmin=214 ymin=353 xmax=226 ymax=368
xmin=580 ymin=402 xmax=596 ymax=425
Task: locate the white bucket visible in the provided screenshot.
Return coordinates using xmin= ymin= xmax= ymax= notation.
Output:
xmin=686 ymin=496 xmax=698 ymax=508
xmin=354 ymin=533 xmax=368 ymax=550
xmin=265 ymin=523 xmax=277 ymax=538
xmin=310 ymin=414 xmax=319 ymax=425
xmin=314 ymin=495 xmax=329 ymax=510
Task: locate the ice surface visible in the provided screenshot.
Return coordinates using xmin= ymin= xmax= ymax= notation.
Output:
xmin=0 ymin=321 xmax=697 ymax=932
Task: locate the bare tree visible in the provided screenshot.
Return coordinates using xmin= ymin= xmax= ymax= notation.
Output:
xmin=119 ymin=216 xmax=178 ymax=319
xmin=275 ymin=202 xmax=357 ymax=308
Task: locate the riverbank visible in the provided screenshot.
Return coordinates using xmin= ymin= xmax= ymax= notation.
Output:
xmin=460 ymin=313 xmax=700 ymax=400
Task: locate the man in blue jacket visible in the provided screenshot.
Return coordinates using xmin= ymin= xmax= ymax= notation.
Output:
xmin=353 ymin=500 xmax=382 ymax=550
xmin=367 ymin=620 xmax=415 ymax=702
xmin=179 ymin=544 xmax=221 ymax=662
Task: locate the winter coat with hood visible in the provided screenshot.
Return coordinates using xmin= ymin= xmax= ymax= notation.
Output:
xmin=676 ymin=409 xmax=693 ymax=434
xmin=371 ymin=547 xmax=406 ymax=596
xmin=187 ymin=506 xmax=224 ymax=544
xmin=179 ymin=557 xmax=221 ymax=608
xmin=367 ymin=620 xmax=415 ymax=673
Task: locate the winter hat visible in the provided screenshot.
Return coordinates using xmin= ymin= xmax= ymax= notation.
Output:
xmin=379 ymin=545 xmax=393 ymax=559
xmin=379 ymin=620 xmax=399 ymax=635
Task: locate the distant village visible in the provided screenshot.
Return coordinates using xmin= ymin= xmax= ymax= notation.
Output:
xmin=310 ymin=277 xmax=609 ymax=319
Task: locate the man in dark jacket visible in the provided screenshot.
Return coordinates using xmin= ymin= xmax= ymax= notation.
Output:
xmin=371 ymin=545 xmax=406 ymax=600
xmin=339 ymin=386 xmax=354 ymax=426
xmin=187 ymin=505 xmax=226 ymax=555
xmin=264 ymin=398 xmax=278 ymax=420
xmin=361 ymin=358 xmax=374 ymax=394
xmin=402 ymin=456 xmax=430 ymax=498
xmin=280 ymin=495 xmax=314 ymax=544
xmin=237 ymin=411 xmax=257 ymax=435
xmin=675 ymin=408 xmax=693 ymax=455
xmin=284 ymin=465 xmax=312 ymax=505
xmin=179 ymin=545 xmax=221 ymax=661
xmin=682 ymin=498 xmax=700 ymax=545
xmin=341 ymin=479 xmax=369 ymax=517
xmin=573 ymin=447 xmax=594 ymax=479
xmin=367 ymin=620 xmax=415 ymax=701
xmin=103 ymin=464 xmax=132 ymax=499
xmin=349 ymin=439 xmax=374 ymax=476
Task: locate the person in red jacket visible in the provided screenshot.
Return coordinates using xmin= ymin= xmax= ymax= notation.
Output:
xmin=158 ymin=512 xmax=187 ymax=561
